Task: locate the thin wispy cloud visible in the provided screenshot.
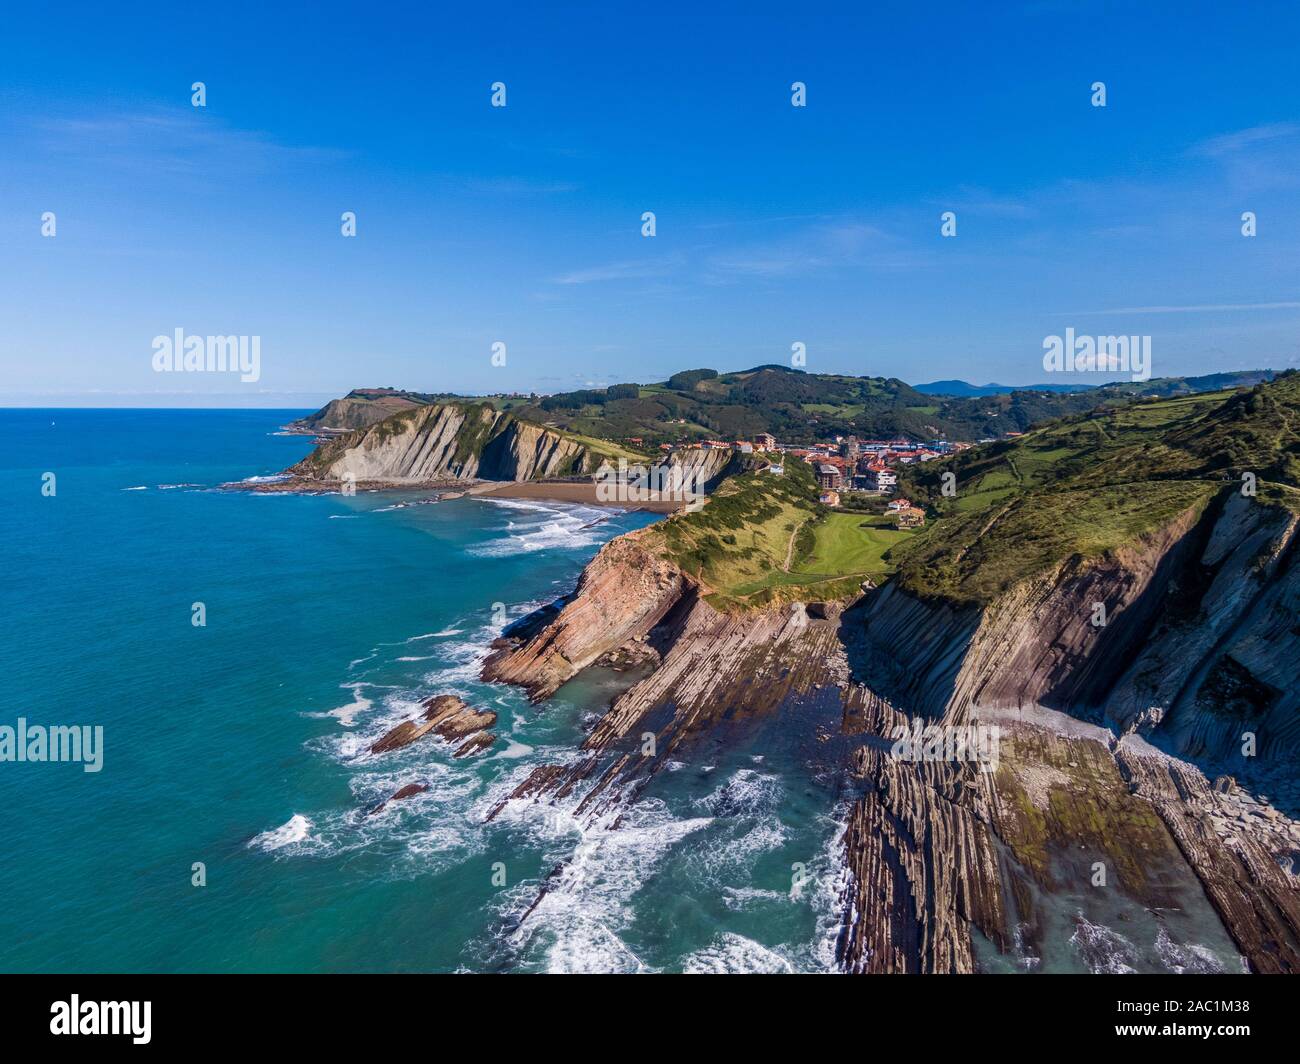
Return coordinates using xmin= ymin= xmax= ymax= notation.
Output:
xmin=929 ymin=185 xmax=1035 ymax=219
xmin=1191 ymin=122 xmax=1300 ymax=159
xmin=550 ymin=258 xmax=676 ymax=285
xmin=34 ymin=108 xmax=343 ymax=178
xmin=1071 ymin=301 xmax=1300 ymax=315
xmin=1188 ymin=122 xmax=1300 ymax=192
xmin=461 ymin=176 xmax=578 ymax=196
xmin=706 ymin=221 xmax=889 ymax=278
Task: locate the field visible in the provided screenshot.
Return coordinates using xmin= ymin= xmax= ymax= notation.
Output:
xmin=647 ymin=459 xmax=918 ymax=609
xmin=790 ymin=513 xmax=912 ymax=579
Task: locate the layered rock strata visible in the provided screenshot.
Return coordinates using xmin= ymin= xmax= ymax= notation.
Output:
xmin=479 ymin=488 xmax=1300 ymax=972
xmin=370 ymin=694 xmax=497 ymax=759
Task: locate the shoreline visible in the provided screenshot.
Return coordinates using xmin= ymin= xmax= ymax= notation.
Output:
xmin=221 ymin=475 xmax=687 ymax=513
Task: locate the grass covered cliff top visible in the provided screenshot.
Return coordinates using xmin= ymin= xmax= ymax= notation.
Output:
xmin=295 ymin=401 xmax=652 ymax=474
xmin=644 ymin=456 xmax=919 ymax=610
xmin=891 ymin=372 xmax=1300 ymax=605
xmin=644 ymin=372 xmax=1300 ymax=612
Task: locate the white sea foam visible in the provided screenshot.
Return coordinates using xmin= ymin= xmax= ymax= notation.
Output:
xmin=469 ymin=500 xmax=618 ymax=558
xmin=695 ymin=768 xmax=783 ymax=818
xmin=1069 ymin=913 xmax=1139 ymax=974
xmin=121 ymin=485 xmax=147 ymax=491
xmin=720 ymin=885 xmax=786 ymax=910
xmin=1153 ymin=926 xmax=1227 ymax=974
xmin=680 ymin=771 xmax=790 ymax=894
xmin=248 ymin=814 xmax=319 ymax=852
xmin=808 ymin=807 xmax=853 ymax=972
xmin=326 ymin=683 xmax=374 ymax=726
xmin=682 ymin=933 xmax=794 ymax=974
xmin=494 ymin=795 xmax=711 ymax=974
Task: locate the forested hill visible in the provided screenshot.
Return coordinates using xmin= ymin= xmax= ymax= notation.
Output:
xmin=290 ymin=365 xmax=1276 ymax=445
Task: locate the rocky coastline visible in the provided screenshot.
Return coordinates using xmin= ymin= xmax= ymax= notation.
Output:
xmin=477 ymin=491 xmax=1300 ymax=973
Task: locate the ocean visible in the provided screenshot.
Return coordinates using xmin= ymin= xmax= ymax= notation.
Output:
xmin=0 ymin=409 xmax=848 ymax=973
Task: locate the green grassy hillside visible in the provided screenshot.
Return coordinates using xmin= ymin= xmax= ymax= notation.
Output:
xmin=645 ymin=456 xmax=919 ymax=609
xmin=292 ymin=368 xmax=1276 ymax=447
xmin=891 ymin=372 xmax=1300 ymax=604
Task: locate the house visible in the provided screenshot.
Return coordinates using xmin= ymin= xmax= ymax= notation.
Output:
xmin=767 ymin=464 xmax=784 ymax=476
xmin=736 ymin=441 xmax=754 ymax=454
xmin=754 ymin=432 xmax=777 ymax=451
xmin=816 ymin=463 xmax=842 ymax=490
xmin=862 ymin=461 xmax=897 ymax=494
xmin=895 ymin=506 xmax=926 ymax=528
xmin=819 ymin=490 xmax=841 ymax=507
xmin=886 ymin=498 xmax=911 ymax=512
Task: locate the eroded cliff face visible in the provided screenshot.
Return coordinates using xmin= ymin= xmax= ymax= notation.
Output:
xmin=477 ymin=489 xmax=1300 ymax=973
xmin=839 ymin=488 xmax=1300 ymax=972
xmin=481 ymin=531 xmax=687 ymax=701
xmin=654 ymin=446 xmax=740 ymax=493
xmin=858 ymin=490 xmax=1300 ymax=770
xmin=291 ymin=404 xmax=598 ymax=484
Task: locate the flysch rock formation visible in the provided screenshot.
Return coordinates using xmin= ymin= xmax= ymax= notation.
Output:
xmin=364 ymin=781 xmax=430 ymax=817
xmin=480 ymin=484 xmax=1300 ymax=973
xmin=482 ymin=531 xmax=687 ymax=701
xmin=370 ymin=694 xmax=497 ymax=759
xmin=290 ymin=403 xmax=601 ymax=486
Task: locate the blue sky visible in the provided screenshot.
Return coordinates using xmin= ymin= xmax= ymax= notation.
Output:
xmin=2 ymin=0 xmax=1299 ymax=406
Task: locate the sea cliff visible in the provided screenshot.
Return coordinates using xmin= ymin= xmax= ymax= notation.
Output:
xmin=479 ymin=484 xmax=1300 ymax=972
xmin=289 ymin=403 xmax=618 ymax=486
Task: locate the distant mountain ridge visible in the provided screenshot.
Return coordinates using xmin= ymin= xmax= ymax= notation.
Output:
xmin=913 ymin=370 xmax=1274 ymax=398
xmin=913 ymin=380 xmax=1095 ymax=397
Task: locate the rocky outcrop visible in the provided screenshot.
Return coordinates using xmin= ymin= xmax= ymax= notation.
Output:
xmin=480 ymin=485 xmax=1300 ymax=973
xmin=481 ymin=531 xmax=688 ymax=701
xmin=485 ymin=594 xmax=850 ymax=823
xmin=856 ymin=490 xmax=1300 ymax=773
xmin=364 ymin=781 xmax=429 ymax=816
xmin=287 ymin=389 xmax=430 ymax=434
xmin=837 ymin=489 xmax=1300 ymax=972
xmin=1116 ymin=745 xmax=1300 ymax=974
xmin=291 ymin=404 xmax=601 ymax=485
xmin=370 ymin=694 xmax=497 ymax=757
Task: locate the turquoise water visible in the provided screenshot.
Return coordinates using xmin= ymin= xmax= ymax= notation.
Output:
xmin=0 ymin=409 xmax=1243 ymax=973
xmin=0 ymin=409 xmax=846 ymax=973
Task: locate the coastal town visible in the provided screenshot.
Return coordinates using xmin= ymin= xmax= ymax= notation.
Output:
xmin=628 ymin=430 xmax=985 ymax=524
